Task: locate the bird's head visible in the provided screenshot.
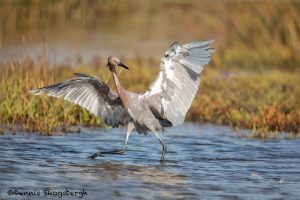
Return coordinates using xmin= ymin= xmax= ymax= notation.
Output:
xmin=107 ymin=56 xmax=129 ymax=71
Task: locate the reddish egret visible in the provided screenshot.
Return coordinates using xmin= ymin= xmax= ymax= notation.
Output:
xmin=30 ymin=40 xmax=214 ymax=161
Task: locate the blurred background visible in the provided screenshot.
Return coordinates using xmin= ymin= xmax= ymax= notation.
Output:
xmin=0 ymin=0 xmax=299 ymax=137
xmin=1 ymin=0 xmax=300 ymax=67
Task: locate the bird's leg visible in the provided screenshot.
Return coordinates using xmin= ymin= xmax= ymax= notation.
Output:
xmin=154 ymin=132 xmax=167 ymax=161
xmin=88 ymin=123 xmax=134 ymax=159
xmin=122 ymin=122 xmax=134 ymax=151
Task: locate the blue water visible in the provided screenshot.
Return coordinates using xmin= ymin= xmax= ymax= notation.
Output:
xmin=0 ymin=123 xmax=299 ymax=200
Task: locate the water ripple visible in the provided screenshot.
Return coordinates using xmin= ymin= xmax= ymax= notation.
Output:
xmin=0 ymin=123 xmax=299 ymax=199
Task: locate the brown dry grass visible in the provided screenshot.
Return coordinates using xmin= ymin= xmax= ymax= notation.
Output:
xmin=0 ymin=57 xmax=299 ymax=138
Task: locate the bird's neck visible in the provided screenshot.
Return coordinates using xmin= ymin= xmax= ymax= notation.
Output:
xmin=111 ymin=68 xmax=129 ymax=110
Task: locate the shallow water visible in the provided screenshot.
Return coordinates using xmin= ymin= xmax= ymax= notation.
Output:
xmin=0 ymin=123 xmax=299 ymax=199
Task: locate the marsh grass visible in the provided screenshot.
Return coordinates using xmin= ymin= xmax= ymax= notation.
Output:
xmin=0 ymin=56 xmax=299 ymax=138
xmin=0 ymin=59 xmax=102 ymax=134
xmin=189 ymin=68 xmax=300 ymax=139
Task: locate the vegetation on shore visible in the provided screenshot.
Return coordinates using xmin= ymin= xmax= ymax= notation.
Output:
xmin=0 ymin=57 xmax=299 ymax=138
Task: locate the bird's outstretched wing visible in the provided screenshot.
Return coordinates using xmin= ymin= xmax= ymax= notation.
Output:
xmin=144 ymin=40 xmax=214 ymax=126
xmin=29 ymin=73 xmax=129 ymax=127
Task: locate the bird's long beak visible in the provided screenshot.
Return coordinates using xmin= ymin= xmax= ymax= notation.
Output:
xmin=116 ymin=61 xmax=129 ymax=70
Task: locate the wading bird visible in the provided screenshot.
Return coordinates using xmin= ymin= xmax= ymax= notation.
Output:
xmin=30 ymin=40 xmax=214 ymax=161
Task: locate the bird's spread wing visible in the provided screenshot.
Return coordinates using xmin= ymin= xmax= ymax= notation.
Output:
xmin=29 ymin=73 xmax=129 ymax=127
xmin=144 ymin=40 xmax=214 ymax=126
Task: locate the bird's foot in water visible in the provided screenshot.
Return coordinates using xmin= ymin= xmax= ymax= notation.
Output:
xmin=88 ymin=149 xmax=125 ymax=159
xmin=88 ymin=152 xmax=103 ymax=159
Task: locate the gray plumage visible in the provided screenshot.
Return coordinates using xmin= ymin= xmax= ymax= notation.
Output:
xmin=29 ymin=40 xmax=214 ymax=161
xmin=30 ymin=73 xmax=129 ymax=128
